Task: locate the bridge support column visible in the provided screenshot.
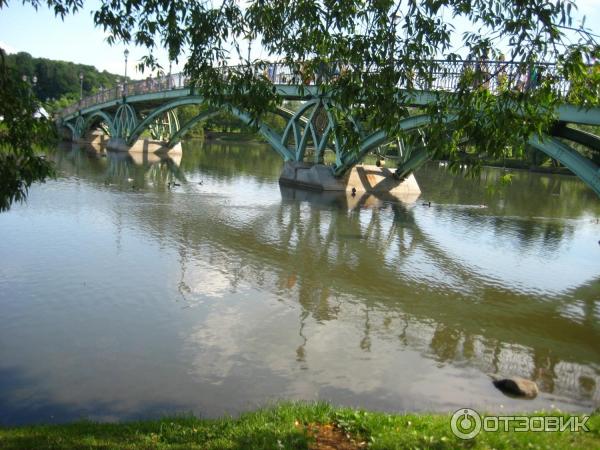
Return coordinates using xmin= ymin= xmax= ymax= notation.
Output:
xmin=76 ymin=130 xmax=110 ymax=146
xmin=279 ymin=162 xmax=421 ymax=200
xmin=106 ymin=137 xmax=183 ymax=154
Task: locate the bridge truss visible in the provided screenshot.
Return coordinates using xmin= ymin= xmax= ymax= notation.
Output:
xmin=58 ymin=61 xmax=600 ymax=196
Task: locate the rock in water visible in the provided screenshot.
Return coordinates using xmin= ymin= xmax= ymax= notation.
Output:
xmin=493 ymin=377 xmax=539 ymax=398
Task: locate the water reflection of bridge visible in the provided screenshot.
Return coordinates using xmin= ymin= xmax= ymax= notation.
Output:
xmin=54 ymin=144 xmax=600 ymax=407
xmin=151 ymin=191 xmax=599 ymax=406
xmin=54 ymin=142 xmax=185 ymax=190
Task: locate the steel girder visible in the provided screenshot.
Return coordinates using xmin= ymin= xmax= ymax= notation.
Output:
xmin=280 ymin=98 xmax=343 ymax=164
xmin=528 ymin=135 xmax=600 ymax=196
xmin=84 ymin=111 xmax=115 ymax=136
xmin=168 ymin=109 xmax=220 ymax=147
xmin=148 ymin=110 xmax=180 ymax=141
xmin=113 ymin=104 xmax=139 ymax=140
xmin=126 ymin=97 xmax=204 ymax=144
xmin=74 ymin=116 xmax=85 ymax=140
xmin=552 ymin=124 xmax=600 ymax=152
xmin=332 ymin=114 xmax=457 ymax=177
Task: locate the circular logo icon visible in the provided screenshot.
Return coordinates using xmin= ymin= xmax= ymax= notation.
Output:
xmin=451 ymin=408 xmax=482 ymax=439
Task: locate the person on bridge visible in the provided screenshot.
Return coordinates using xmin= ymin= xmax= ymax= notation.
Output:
xmin=267 ymin=63 xmax=277 ymax=82
xmin=496 ymin=54 xmax=508 ymax=92
xmin=474 ymin=51 xmax=490 ymax=90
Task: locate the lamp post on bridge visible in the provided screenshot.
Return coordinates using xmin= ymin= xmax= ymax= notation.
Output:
xmin=79 ymin=72 xmax=83 ymax=108
xmin=123 ymin=49 xmax=129 ymax=101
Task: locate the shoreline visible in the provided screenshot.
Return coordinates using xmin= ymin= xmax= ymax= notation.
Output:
xmin=1 ymin=403 xmax=598 ymax=449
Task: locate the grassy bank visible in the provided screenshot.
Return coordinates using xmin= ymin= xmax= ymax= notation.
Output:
xmin=482 ymin=158 xmax=574 ymax=175
xmin=0 ymin=403 xmax=598 ymax=449
xmin=204 ymin=131 xmax=266 ymax=143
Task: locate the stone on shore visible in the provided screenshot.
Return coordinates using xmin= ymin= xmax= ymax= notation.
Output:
xmin=493 ymin=377 xmax=539 ymax=398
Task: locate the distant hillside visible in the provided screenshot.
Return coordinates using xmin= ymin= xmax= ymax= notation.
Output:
xmin=3 ymin=51 xmax=121 ymax=107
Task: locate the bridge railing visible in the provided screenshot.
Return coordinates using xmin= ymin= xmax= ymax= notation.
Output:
xmin=173 ymin=60 xmax=567 ymax=95
xmin=262 ymin=60 xmax=568 ymax=95
xmin=59 ymin=72 xmax=192 ymax=117
xmin=420 ymin=59 xmax=569 ymax=95
xmin=59 ymin=60 xmax=569 ymax=118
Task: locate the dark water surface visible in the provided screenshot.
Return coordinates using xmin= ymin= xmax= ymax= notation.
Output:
xmin=1 ymin=141 xmax=599 ymax=425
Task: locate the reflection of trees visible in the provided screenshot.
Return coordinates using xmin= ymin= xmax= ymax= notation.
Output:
xmin=567 ymin=278 xmax=600 ymax=330
xmin=50 ymin=143 xmax=108 ymax=177
xmin=417 ymin=162 xmax=600 ymax=217
xmin=124 ymin=179 xmax=599 ymax=403
xmin=430 ymin=324 xmax=462 ymax=363
xmin=180 ymin=140 xmax=283 ymax=183
xmin=414 ymin=163 xmax=600 ymax=259
xmin=296 ymin=310 xmax=309 ymax=366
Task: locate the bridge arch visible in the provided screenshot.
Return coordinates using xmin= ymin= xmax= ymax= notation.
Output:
xmin=83 ymin=110 xmax=114 ymax=137
xmin=127 ymin=97 xmax=205 ymax=144
xmin=61 ymin=122 xmax=76 ymax=140
xmin=329 ymin=114 xmax=456 ymax=177
xmin=168 ymin=109 xmax=220 ymax=147
xmin=129 ymin=98 xmax=302 ymax=148
xmin=147 ymin=110 xmax=180 ymax=141
xmin=111 ymin=98 xmax=600 ymax=196
xmin=123 ymin=96 xmax=295 ymax=159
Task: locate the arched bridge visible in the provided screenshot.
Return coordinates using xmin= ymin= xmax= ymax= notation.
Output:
xmin=58 ymin=61 xmax=600 ymax=196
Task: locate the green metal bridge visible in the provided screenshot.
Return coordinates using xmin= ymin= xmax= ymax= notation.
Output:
xmin=58 ymin=61 xmax=600 ymax=196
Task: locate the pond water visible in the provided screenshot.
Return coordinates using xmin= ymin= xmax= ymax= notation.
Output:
xmin=0 ymin=141 xmax=599 ymax=425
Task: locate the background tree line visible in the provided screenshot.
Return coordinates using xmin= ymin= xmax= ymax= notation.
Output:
xmin=4 ymin=51 xmax=284 ymax=138
xmin=3 ymin=51 xmax=121 ymax=111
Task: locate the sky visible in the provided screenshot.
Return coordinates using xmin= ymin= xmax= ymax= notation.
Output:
xmin=0 ymin=0 xmax=185 ymax=79
xmin=1 ymin=0 xmax=599 ymax=80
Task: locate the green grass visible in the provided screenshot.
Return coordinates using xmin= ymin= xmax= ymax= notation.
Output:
xmin=0 ymin=403 xmax=598 ymax=449
xmin=481 ymin=158 xmax=573 ymax=174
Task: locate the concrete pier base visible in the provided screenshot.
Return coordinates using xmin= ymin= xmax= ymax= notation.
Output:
xmin=75 ymin=131 xmax=109 ymax=146
xmin=106 ymin=137 xmax=182 ymax=154
xmin=279 ymin=162 xmax=421 ymax=199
